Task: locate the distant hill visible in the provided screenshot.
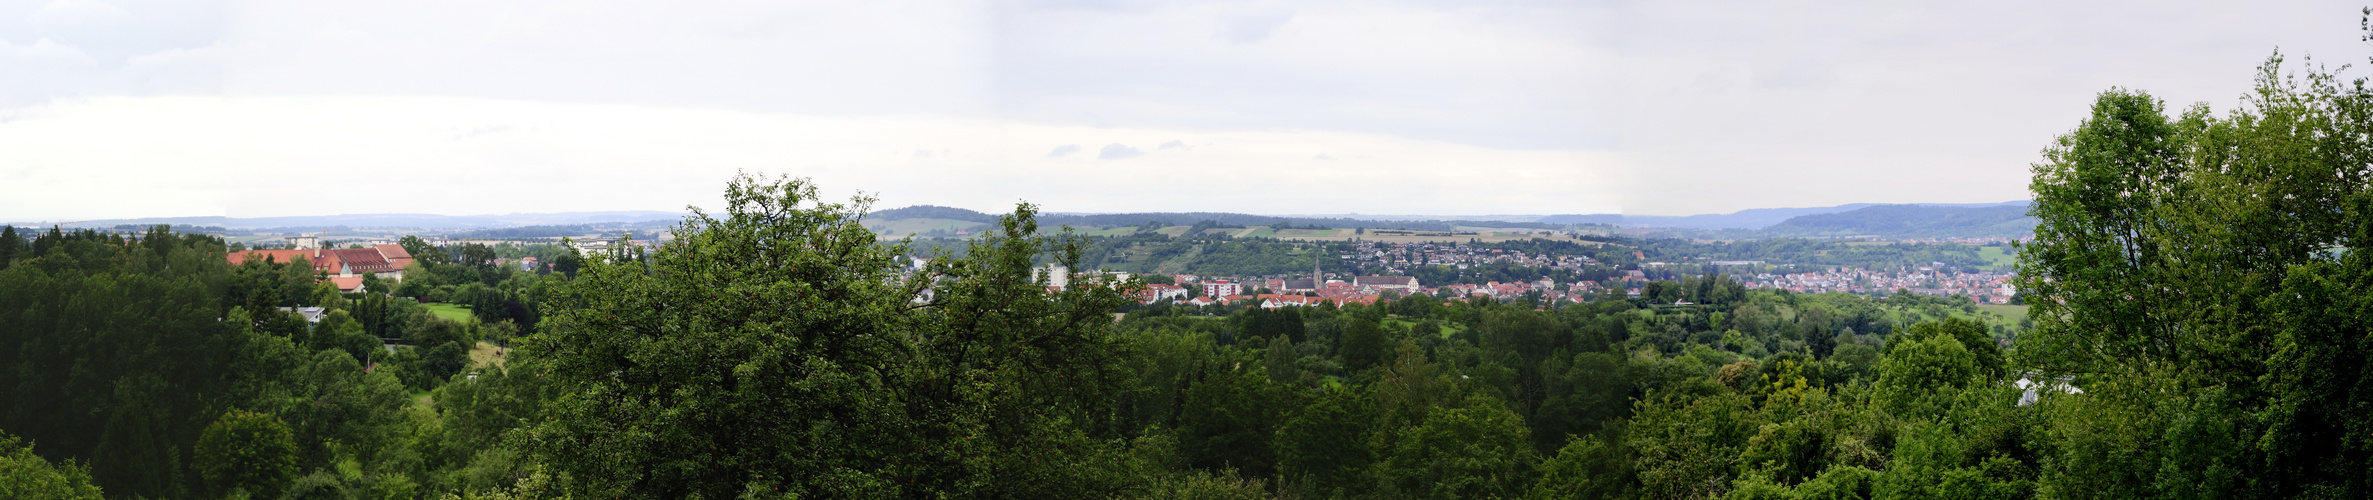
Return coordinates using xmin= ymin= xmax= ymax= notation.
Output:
xmin=1537 ymin=201 xmax=2028 ymax=230
xmin=1540 ymin=205 xmax=1876 ymax=229
xmin=862 ymin=206 xmax=1565 ymax=232
xmin=1756 ymin=203 xmax=2034 ymax=238
xmin=859 ymin=203 xmax=2034 ymax=239
xmin=868 ymin=205 xmax=1001 ymax=223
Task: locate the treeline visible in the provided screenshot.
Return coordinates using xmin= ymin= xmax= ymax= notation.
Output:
xmin=0 ymin=225 xmax=534 ymax=498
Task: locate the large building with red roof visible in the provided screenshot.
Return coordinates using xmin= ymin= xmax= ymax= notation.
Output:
xmin=227 ymin=244 xmax=416 ymax=292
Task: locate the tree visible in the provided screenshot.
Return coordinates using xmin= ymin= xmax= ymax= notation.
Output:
xmin=1375 ymin=340 xmax=1454 ymax=437
xmin=459 ymin=243 xmax=498 ymax=270
xmin=532 ymin=174 xmax=923 ymax=498
xmin=1380 ymin=402 xmax=1537 ymax=499
xmin=1527 ymin=432 xmax=1635 ymax=500
xmin=1177 ymin=369 xmax=1295 ymax=477
xmin=398 ymin=235 xmax=433 ymax=260
xmin=531 ymin=173 xmax=1141 ymax=498
xmin=0 ymin=432 xmax=103 ymax=500
xmin=1273 ymin=388 xmax=1377 ymax=495
xmin=1874 ymin=332 xmax=1978 ymax=420
xmin=195 ymin=410 xmax=298 ymax=499
xmin=2016 ymin=88 xmax=2189 ymax=375
xmin=1339 ymin=318 xmax=1387 ymax=372
xmin=2014 ymin=54 xmax=2373 ymax=497
xmin=0 ymin=225 xmax=19 ymax=269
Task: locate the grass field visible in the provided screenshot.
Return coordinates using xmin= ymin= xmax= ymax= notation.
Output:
xmin=422 ymin=303 xmax=473 ymax=322
xmin=469 ymin=341 xmax=509 ymax=368
xmin=1977 ymin=303 xmax=2030 ymax=319
xmin=1978 ymin=246 xmax=2018 ymax=270
xmin=1385 ymin=317 xmax=1465 ymax=339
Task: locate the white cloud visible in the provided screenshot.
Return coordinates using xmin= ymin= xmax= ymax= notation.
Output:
xmin=1098 ymin=143 xmax=1145 ymax=159
xmin=0 ymin=96 xmax=1625 ymax=221
xmin=0 ymin=0 xmax=2367 ymax=220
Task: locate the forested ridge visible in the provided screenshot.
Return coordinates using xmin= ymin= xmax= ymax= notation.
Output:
xmin=8 ymin=52 xmax=2373 ymax=500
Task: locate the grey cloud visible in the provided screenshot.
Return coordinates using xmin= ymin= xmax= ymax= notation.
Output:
xmin=1313 ymin=153 xmax=1333 ymax=160
xmin=1048 ymin=144 xmax=1081 ymax=157
xmin=1098 ymin=143 xmax=1143 ymax=159
xmin=914 ymin=149 xmax=933 ymax=158
xmin=1156 ymin=139 xmax=1189 ymax=151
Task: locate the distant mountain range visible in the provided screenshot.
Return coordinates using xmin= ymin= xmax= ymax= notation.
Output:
xmin=7 ymin=201 xmax=2036 ymax=239
xmin=874 ymin=201 xmax=2036 ymax=239
xmin=1754 ymin=204 xmax=2034 ymax=238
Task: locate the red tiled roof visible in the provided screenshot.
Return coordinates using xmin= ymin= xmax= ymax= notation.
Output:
xmin=230 ymin=245 xmax=414 ymax=275
xmin=229 ymin=250 xmax=331 ymax=272
xmin=329 ymin=248 xmax=395 ymax=274
xmin=374 ymin=244 xmax=416 ymax=270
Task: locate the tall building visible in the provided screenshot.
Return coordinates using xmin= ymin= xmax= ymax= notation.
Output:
xmin=1202 ymin=280 xmax=1242 ymax=298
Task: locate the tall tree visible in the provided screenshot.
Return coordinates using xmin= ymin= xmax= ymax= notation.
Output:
xmin=2018 ymin=55 xmax=2373 ymax=497
xmin=531 ymin=173 xmax=1140 ymax=499
xmin=0 ymin=225 xmax=19 ymax=269
xmin=194 ymin=410 xmax=298 ymax=499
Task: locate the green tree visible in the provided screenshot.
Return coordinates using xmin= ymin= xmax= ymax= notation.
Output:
xmin=1339 ymin=318 xmax=1387 ymax=371
xmin=1527 ymin=432 xmax=1635 ymax=500
xmin=1629 ymin=391 xmax=1759 ymax=500
xmin=459 ymin=243 xmax=498 ymax=270
xmin=1177 ymin=369 xmax=1295 ymax=477
xmin=1273 ymin=388 xmax=1376 ymax=494
xmin=195 ymin=410 xmax=298 ymax=499
xmin=2014 ymin=53 xmax=2373 ymax=497
xmin=1381 ymin=402 xmax=1537 ymax=499
xmin=1874 ymin=325 xmax=1980 ymax=419
xmin=531 ymin=174 xmax=1141 ymax=498
xmin=0 ymin=432 xmax=103 ymax=500
xmin=1262 ymin=335 xmax=1299 ymax=384
xmin=0 ymin=225 xmax=19 ymax=269
xmin=398 ymin=235 xmax=433 ymax=260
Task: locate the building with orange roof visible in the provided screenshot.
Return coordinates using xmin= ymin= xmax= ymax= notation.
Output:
xmin=229 ymin=245 xmax=414 ymax=292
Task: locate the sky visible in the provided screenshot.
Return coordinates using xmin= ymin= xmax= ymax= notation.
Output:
xmin=1 ymin=0 xmax=2368 ymax=221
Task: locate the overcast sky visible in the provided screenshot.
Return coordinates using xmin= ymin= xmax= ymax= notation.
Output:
xmin=2 ymin=0 xmax=2367 ymax=221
